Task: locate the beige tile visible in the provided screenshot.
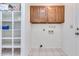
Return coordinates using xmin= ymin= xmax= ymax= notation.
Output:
xmin=29 ymin=48 xmax=67 ymax=56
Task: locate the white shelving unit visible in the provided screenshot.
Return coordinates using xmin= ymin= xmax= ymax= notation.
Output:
xmin=0 ymin=3 xmax=22 ymax=56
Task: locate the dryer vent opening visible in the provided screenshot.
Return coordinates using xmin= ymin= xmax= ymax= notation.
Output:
xmin=40 ymin=45 xmax=43 ymax=48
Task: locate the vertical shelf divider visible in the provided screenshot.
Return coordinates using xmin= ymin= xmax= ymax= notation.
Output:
xmin=12 ymin=11 xmax=14 ymax=56
xmin=0 ymin=11 xmax=2 ymax=56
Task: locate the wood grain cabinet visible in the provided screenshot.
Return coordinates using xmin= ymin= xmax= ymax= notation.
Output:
xmin=30 ymin=6 xmax=40 ymax=23
xmin=30 ymin=6 xmax=47 ymax=23
xmin=30 ymin=6 xmax=64 ymax=23
xmin=55 ymin=6 xmax=64 ymax=23
xmin=47 ymin=6 xmax=56 ymax=23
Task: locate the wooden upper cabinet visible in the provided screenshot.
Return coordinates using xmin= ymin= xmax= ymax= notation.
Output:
xmin=47 ymin=6 xmax=64 ymax=23
xmin=30 ymin=6 xmax=64 ymax=23
xmin=39 ymin=6 xmax=47 ymax=23
xmin=55 ymin=6 xmax=64 ymax=23
xmin=30 ymin=6 xmax=47 ymax=23
xmin=30 ymin=6 xmax=40 ymax=23
xmin=47 ymin=6 xmax=56 ymax=23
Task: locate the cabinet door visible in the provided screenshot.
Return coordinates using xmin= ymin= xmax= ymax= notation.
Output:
xmin=47 ymin=6 xmax=56 ymax=23
xmin=30 ymin=6 xmax=40 ymax=23
xmin=39 ymin=6 xmax=47 ymax=23
xmin=56 ymin=6 xmax=64 ymax=23
xmin=30 ymin=6 xmax=47 ymax=23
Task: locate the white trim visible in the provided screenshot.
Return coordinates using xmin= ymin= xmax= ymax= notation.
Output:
xmin=0 ymin=11 xmax=2 ymax=56
xmin=21 ymin=3 xmax=29 ymax=56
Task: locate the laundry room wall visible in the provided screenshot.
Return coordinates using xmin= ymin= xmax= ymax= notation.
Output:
xmin=27 ymin=3 xmax=64 ymax=48
xmin=31 ymin=24 xmax=63 ymax=48
xmin=62 ymin=3 xmax=76 ymax=56
xmin=25 ymin=3 xmax=79 ymax=56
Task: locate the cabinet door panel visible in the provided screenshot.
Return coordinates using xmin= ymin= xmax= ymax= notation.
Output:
xmin=39 ymin=6 xmax=47 ymax=22
xmin=56 ymin=6 xmax=64 ymax=23
xmin=47 ymin=6 xmax=56 ymax=23
xmin=30 ymin=6 xmax=40 ymax=23
xmin=30 ymin=6 xmax=47 ymax=23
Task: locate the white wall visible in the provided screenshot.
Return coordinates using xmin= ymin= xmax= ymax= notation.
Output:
xmin=21 ymin=4 xmax=31 ymax=56
xmin=25 ymin=4 xmax=32 ymax=49
xmin=74 ymin=4 xmax=79 ymax=56
xmin=31 ymin=24 xmax=63 ymax=48
xmin=62 ymin=3 xmax=76 ymax=56
xmin=27 ymin=3 xmax=64 ymax=48
xmin=25 ymin=3 xmax=78 ymax=56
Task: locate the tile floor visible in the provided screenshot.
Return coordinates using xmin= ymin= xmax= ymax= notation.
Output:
xmin=28 ymin=48 xmax=67 ymax=56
